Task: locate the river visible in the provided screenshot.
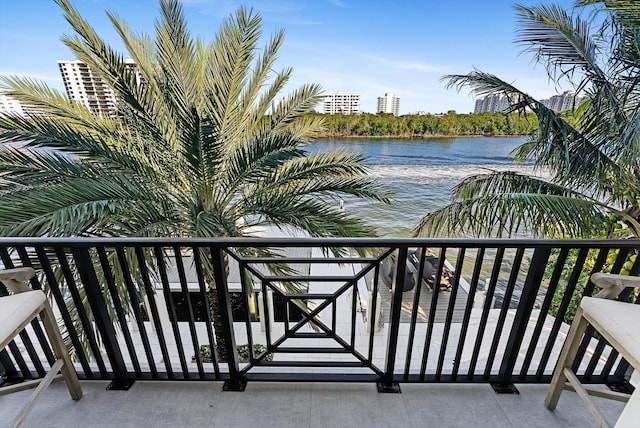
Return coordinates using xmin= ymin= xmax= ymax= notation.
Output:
xmin=308 ymin=136 xmax=534 ymax=236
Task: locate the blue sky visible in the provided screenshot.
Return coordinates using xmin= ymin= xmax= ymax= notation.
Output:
xmin=0 ymin=0 xmax=578 ymax=114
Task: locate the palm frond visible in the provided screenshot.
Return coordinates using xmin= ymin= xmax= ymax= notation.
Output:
xmin=208 ymin=7 xmax=262 ymax=149
xmin=415 ymin=192 xmax=610 ymax=238
xmin=241 ymin=28 xmax=287 ymax=115
xmin=515 ymin=4 xmax=605 ymax=85
xmin=452 ymin=170 xmax=590 ymax=200
xmin=247 ymin=198 xmax=377 ymax=238
xmin=56 ymin=0 xmax=148 ymax=107
xmin=0 ymin=170 xmax=168 ymax=236
xmin=268 ymin=84 xmax=325 ymax=140
xmin=254 ymin=150 xmax=379 ymax=193
xmin=2 ymin=0 xmax=386 ymax=244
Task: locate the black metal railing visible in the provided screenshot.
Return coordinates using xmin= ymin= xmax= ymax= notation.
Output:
xmin=0 ymin=237 xmax=638 ymax=392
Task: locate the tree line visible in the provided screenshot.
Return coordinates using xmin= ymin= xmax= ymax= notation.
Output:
xmin=308 ymin=111 xmax=541 ymax=138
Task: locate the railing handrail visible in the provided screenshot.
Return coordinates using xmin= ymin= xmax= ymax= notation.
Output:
xmin=0 ymin=236 xmax=636 ymax=248
xmin=0 ymin=237 xmax=638 ymax=393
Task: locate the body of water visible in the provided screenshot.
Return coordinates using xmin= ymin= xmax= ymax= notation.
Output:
xmin=308 ymin=136 xmax=536 ymax=236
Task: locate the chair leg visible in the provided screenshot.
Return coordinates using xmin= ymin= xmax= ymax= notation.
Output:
xmin=545 ymin=305 xmax=588 ymax=410
xmin=9 ymin=360 xmax=64 ymax=428
xmin=39 ymin=303 xmax=82 ymax=400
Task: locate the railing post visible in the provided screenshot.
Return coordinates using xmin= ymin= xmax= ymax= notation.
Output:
xmin=0 ymin=349 xmax=20 ymax=383
xmin=493 ymin=247 xmax=551 ymax=393
xmin=211 ymin=247 xmax=245 ymax=391
xmin=377 ymin=247 xmax=407 ymax=393
xmin=71 ymin=247 xmax=133 ymax=390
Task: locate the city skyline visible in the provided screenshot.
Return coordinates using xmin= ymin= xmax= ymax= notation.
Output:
xmin=1 ymin=0 xmax=578 ymax=114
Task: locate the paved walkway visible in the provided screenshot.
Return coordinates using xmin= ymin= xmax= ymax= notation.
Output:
xmin=0 ymin=380 xmax=626 ymax=427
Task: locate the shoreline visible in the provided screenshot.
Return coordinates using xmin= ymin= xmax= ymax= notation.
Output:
xmin=316 ymin=133 xmax=529 ymax=139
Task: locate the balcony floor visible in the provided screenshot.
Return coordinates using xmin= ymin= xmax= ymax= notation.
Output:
xmin=0 ymin=380 xmax=626 ymax=427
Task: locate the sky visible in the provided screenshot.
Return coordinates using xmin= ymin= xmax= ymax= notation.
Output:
xmin=0 ymin=0 xmax=580 ymax=115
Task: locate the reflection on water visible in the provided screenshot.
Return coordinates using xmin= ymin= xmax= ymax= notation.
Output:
xmin=309 ymin=136 xmax=546 ymax=236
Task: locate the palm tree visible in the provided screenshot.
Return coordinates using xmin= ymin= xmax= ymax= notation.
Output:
xmin=415 ymin=1 xmax=640 ymax=239
xmin=0 ymin=0 xmax=390 ymax=359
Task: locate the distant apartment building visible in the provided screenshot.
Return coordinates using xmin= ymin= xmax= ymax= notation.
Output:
xmin=541 ymin=90 xmax=582 ymax=112
xmin=0 ymin=92 xmax=25 ymax=116
xmin=0 ymin=91 xmax=44 ymax=117
xmin=473 ymin=94 xmax=511 ymax=113
xmin=58 ymin=59 xmax=143 ymax=117
xmin=323 ymin=93 xmax=360 ymax=114
xmin=376 ymin=92 xmax=400 ymax=115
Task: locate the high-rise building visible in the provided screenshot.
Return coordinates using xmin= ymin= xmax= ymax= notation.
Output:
xmin=58 ymin=60 xmax=116 ymax=117
xmin=57 ymin=59 xmax=143 ymax=117
xmin=474 ymin=91 xmax=582 ymax=113
xmin=0 ymin=91 xmax=44 ymax=117
xmin=473 ymin=94 xmax=511 ymax=113
xmin=377 ymin=92 xmax=400 ymax=115
xmin=0 ymin=92 xmax=25 ymax=117
xmin=323 ymin=93 xmax=360 ymax=114
xmin=541 ymin=91 xmax=581 ymax=112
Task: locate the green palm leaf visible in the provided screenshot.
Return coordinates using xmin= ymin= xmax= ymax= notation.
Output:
xmin=429 ymin=2 xmax=640 ymax=238
xmin=0 ymin=0 xmax=390 ymax=356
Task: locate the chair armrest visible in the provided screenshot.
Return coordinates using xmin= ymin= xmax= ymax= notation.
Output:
xmin=0 ymin=267 xmax=36 ymax=293
xmin=590 ymin=272 xmax=640 ymax=300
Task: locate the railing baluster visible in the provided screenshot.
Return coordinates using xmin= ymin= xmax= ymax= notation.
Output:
xmin=0 ymin=238 xmax=636 ymax=390
xmin=134 ymin=246 xmax=174 ymax=378
xmin=35 ymin=246 xmax=93 ymax=376
xmin=438 ymin=248 xmax=465 ymax=379
xmin=114 ymin=247 xmax=157 ymax=379
xmin=484 ymin=247 xmax=525 ymax=384
xmin=420 ymin=246 xmax=447 ymax=380
xmin=494 ymin=246 xmax=551 ymax=392
xmin=153 ymin=246 xmax=181 ymax=379
xmin=404 ymin=245 xmax=428 ymax=379
xmin=368 ymin=260 xmax=381 ymax=363
xmin=192 ymin=246 xmax=221 ymax=378
xmin=378 ymin=246 xmax=406 ymax=393
xmin=211 ymin=246 xmax=244 ymax=391
xmin=57 ymin=247 xmax=108 ymax=377
xmin=71 ymin=247 xmax=132 ymax=389
xmin=454 ymin=247 xmax=484 ymax=380
xmin=96 ymin=246 xmax=141 ymax=377
xmin=470 ymin=247 xmax=504 ymax=380
xmin=172 ymin=247 xmax=199 ymax=379
xmin=531 ymin=247 xmax=569 ymax=380
xmin=15 ymin=247 xmax=56 ymax=369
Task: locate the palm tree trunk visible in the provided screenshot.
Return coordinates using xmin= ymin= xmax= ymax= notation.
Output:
xmin=206 ymin=252 xmax=230 ymax=362
xmin=207 ymin=287 xmax=227 ymax=362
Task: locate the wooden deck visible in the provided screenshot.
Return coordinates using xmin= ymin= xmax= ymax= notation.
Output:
xmin=367 ymin=274 xmax=470 ymax=323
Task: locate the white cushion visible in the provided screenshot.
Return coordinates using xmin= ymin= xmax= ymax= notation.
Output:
xmin=0 ymin=290 xmax=47 ymax=349
xmin=581 ymin=296 xmax=640 ymax=371
xmin=616 ymin=387 xmax=640 ymax=427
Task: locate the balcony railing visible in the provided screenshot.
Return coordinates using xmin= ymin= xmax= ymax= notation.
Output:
xmin=0 ymin=237 xmax=638 ymax=393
